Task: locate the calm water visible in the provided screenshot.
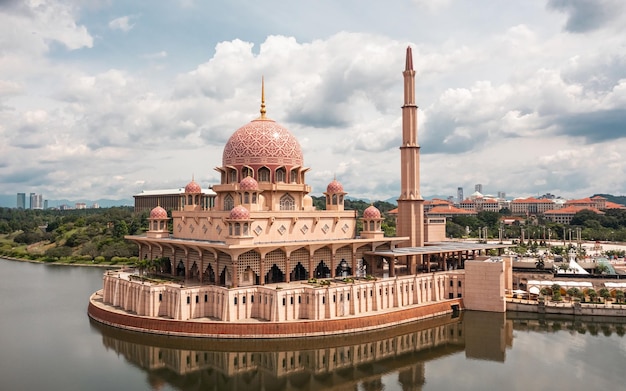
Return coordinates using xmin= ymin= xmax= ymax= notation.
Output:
xmin=2 ymin=258 xmax=626 ymax=391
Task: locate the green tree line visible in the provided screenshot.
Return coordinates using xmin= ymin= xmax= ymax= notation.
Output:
xmin=0 ymin=207 xmax=146 ymax=264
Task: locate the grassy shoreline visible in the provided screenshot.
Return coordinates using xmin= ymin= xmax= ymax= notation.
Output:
xmin=0 ymin=255 xmax=123 ymax=268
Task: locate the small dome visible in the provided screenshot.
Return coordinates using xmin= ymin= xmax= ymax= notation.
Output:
xmin=150 ymin=206 xmax=168 ymax=219
xmin=239 ymin=176 xmax=259 ymax=191
xmin=363 ymin=205 xmax=381 ymax=219
xmin=229 ymin=205 xmax=250 ymax=220
xmin=185 ymin=179 xmax=202 ymax=193
xmin=326 ymin=179 xmax=344 ymax=193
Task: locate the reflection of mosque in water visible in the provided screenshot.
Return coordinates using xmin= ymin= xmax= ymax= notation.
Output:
xmin=92 ymin=312 xmax=512 ymax=390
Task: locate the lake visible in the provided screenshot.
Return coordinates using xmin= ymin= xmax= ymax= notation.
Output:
xmin=2 ymin=257 xmax=626 ymax=390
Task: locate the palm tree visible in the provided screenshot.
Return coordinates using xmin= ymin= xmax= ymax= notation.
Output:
xmin=567 ymin=287 xmax=581 ymax=302
xmin=587 ymin=289 xmax=598 ymax=303
xmin=535 ymin=258 xmax=545 ymax=270
xmin=596 ymin=263 xmax=610 ymax=275
xmin=599 ymin=288 xmax=611 ymax=303
xmin=551 ymin=283 xmax=562 ymax=301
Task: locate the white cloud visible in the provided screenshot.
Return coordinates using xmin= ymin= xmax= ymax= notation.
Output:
xmin=1 ymin=1 xmax=626 ymax=203
xmin=108 ymin=15 xmax=135 ymax=32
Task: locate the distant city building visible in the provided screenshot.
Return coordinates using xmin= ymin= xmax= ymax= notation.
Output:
xmin=474 ymin=184 xmax=482 ymax=193
xmin=91 ymin=203 xmax=100 ymax=209
xmin=44 ymin=200 xmax=48 ymax=209
xmin=457 ymin=187 xmax=464 ymax=204
xmin=30 ymin=193 xmax=43 ymax=210
xmin=16 ymin=193 xmax=25 ymax=209
xmin=75 ymin=203 xmax=87 ymax=209
xmin=497 ymin=191 xmax=506 ymax=200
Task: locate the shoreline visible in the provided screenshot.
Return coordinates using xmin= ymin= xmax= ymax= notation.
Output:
xmin=0 ymin=256 xmax=118 ymax=268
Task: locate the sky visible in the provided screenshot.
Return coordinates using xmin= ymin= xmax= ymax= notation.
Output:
xmin=1 ymin=0 xmax=626 ymax=205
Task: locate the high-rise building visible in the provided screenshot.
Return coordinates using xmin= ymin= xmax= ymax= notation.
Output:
xmin=457 ymin=187 xmax=464 ymax=204
xmin=474 ymin=184 xmax=483 ymax=193
xmin=16 ymin=193 xmax=26 ymax=209
xmin=30 ymin=193 xmax=43 ymax=210
xmin=497 ymin=191 xmax=506 ymax=200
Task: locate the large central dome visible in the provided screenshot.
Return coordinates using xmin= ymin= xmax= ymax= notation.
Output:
xmin=222 ymin=118 xmax=303 ymax=167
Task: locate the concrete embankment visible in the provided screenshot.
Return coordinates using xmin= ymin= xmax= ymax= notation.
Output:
xmin=507 ymin=300 xmax=626 ymax=317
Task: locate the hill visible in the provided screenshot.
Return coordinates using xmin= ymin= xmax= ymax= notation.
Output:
xmin=594 ymin=194 xmax=626 ymax=206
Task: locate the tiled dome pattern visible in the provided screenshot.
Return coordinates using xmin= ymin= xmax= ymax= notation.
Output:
xmin=229 ymin=205 xmax=250 ymax=220
xmin=239 ymin=176 xmax=259 ymax=191
xmin=222 ymin=119 xmax=303 ymax=167
xmin=150 ymin=206 xmax=168 ymax=219
xmin=185 ymin=180 xmax=202 ymax=193
xmin=363 ymin=205 xmax=381 ymax=219
xmin=326 ymin=179 xmax=344 ymax=193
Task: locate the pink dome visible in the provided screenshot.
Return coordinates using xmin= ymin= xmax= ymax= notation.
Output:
xmin=185 ymin=179 xmax=202 ymax=193
xmin=363 ymin=205 xmax=381 ymax=219
xmin=149 ymin=206 xmax=168 ymax=219
xmin=239 ymin=176 xmax=259 ymax=191
xmin=326 ymin=179 xmax=344 ymax=193
xmin=229 ymin=205 xmax=250 ymax=220
xmin=222 ymin=119 xmax=303 ymax=168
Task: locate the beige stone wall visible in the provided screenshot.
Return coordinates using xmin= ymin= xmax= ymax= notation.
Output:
xmin=463 ymin=257 xmax=506 ymax=312
xmin=171 ymin=210 xmax=358 ymax=244
xmin=102 ymin=271 xmax=466 ymax=322
xmin=425 ymin=218 xmax=447 ymax=242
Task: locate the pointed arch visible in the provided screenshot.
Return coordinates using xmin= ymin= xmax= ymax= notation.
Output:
xmin=258 ymin=166 xmax=271 ymax=182
xmin=276 ymin=167 xmax=286 ymax=182
xmin=280 ymin=193 xmax=295 ymax=211
xmin=224 ymin=194 xmax=234 ymax=211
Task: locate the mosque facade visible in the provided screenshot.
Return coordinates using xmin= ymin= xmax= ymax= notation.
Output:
xmin=88 ymin=47 xmax=511 ymax=338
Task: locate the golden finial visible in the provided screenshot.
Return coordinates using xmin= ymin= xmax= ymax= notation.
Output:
xmin=259 ymin=76 xmax=267 ymax=119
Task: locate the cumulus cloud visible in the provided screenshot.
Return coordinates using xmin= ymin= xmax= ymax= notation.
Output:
xmin=2 ymin=1 xmax=626 ymax=202
xmin=547 ymin=0 xmax=626 ymax=33
xmin=108 ymin=15 xmax=136 ymax=32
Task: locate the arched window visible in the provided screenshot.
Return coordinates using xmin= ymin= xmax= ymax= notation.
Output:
xmin=276 ymin=167 xmax=286 ymax=182
xmin=280 ymin=193 xmax=295 ymax=211
xmin=290 ymin=169 xmax=298 ymax=184
xmin=332 ymin=194 xmax=338 ymax=205
xmin=242 ymin=166 xmax=253 ymax=178
xmin=258 ymin=167 xmax=270 ymax=182
xmin=369 ymin=221 xmax=375 ymax=231
xmin=229 ymin=170 xmax=237 ymax=184
xmin=243 ymin=192 xmax=249 ymax=204
xmin=224 ymin=194 xmax=234 ymax=211
xmin=234 ymin=222 xmax=241 ymax=236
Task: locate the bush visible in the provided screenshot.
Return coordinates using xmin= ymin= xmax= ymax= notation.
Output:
xmin=93 ymin=256 xmax=105 ymax=264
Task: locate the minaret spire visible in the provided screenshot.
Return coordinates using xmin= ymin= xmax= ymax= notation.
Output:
xmin=259 ymin=76 xmax=267 ymax=119
xmin=397 ymin=46 xmax=424 ymax=250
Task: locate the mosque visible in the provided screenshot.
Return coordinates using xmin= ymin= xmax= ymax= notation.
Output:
xmin=88 ymin=47 xmax=512 ymax=338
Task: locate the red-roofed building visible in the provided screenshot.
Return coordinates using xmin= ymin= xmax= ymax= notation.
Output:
xmin=510 ymin=197 xmax=556 ymax=216
xmin=605 ymin=201 xmax=626 ymax=210
xmin=427 ymin=204 xmax=476 ymax=218
xmin=544 ymin=206 xmax=605 ymax=224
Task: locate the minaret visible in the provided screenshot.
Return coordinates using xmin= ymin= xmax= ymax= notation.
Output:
xmin=397 ymin=46 xmax=424 ymax=248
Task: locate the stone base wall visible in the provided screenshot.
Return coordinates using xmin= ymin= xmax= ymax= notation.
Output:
xmin=88 ymin=292 xmax=463 ymax=338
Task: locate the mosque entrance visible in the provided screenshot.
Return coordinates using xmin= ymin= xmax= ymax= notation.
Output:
xmin=189 ymin=262 xmax=199 ymax=281
xmin=160 ymin=257 xmax=172 ymax=275
xmin=203 ymin=264 xmax=216 ymax=284
xmin=335 ymin=259 xmax=352 ymax=278
xmin=176 ymin=260 xmax=185 ymax=277
xmin=291 ymin=262 xmax=308 ymax=281
xmin=314 ymin=261 xmax=331 ymax=278
xmin=265 ymin=264 xmax=285 ymax=284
